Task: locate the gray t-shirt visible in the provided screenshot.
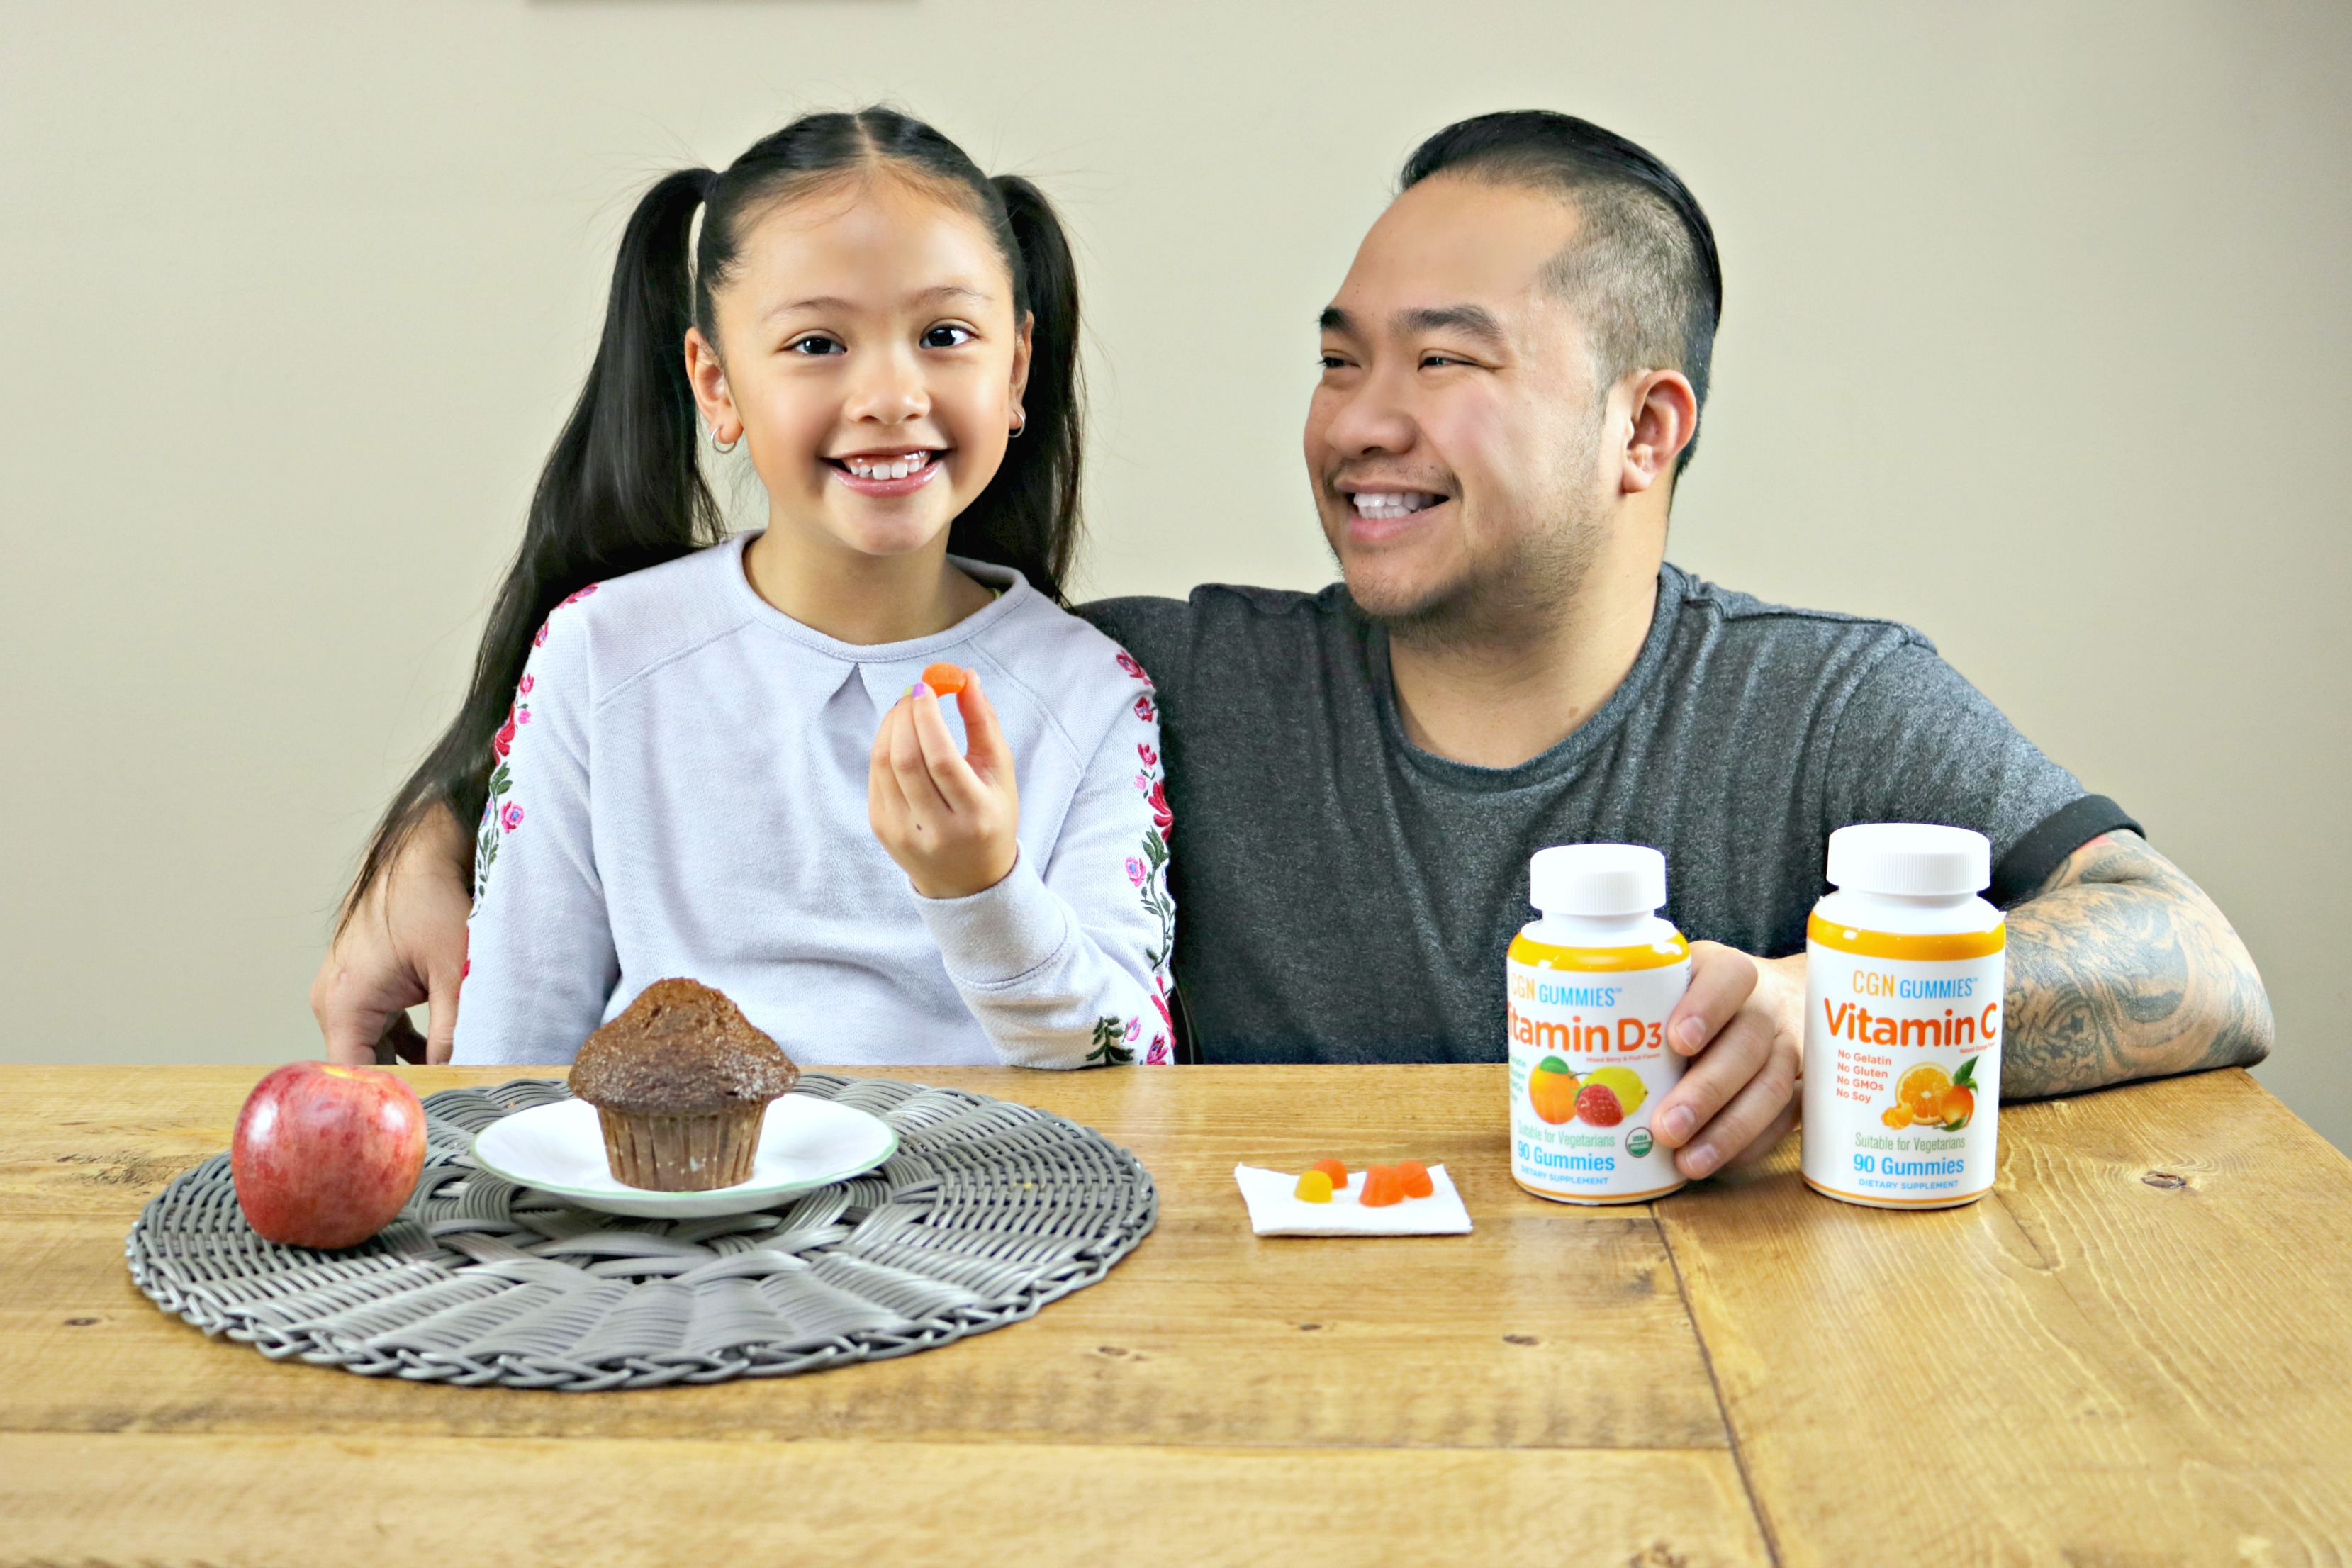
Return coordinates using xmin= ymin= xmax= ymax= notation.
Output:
xmin=1077 ymin=564 xmax=2134 ymax=1064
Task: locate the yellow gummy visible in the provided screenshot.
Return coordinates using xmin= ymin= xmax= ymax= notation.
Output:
xmin=1294 ymin=1170 xmax=1335 ymax=1203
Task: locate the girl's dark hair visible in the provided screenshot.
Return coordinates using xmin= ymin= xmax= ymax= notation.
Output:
xmin=342 ymin=107 xmax=1084 ymax=924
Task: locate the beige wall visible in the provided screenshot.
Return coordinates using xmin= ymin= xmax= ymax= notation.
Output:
xmin=4 ymin=2 xmax=2346 ymax=1143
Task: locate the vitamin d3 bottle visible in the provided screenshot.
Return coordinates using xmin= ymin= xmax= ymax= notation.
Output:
xmin=1801 ymin=824 xmax=2004 ymax=1209
xmin=1508 ymin=844 xmax=1690 ymax=1204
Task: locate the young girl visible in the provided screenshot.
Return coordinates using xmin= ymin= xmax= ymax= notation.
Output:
xmin=386 ymin=109 xmax=1172 ymax=1069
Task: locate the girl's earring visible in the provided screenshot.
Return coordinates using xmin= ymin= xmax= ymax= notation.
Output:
xmin=1009 ymin=408 xmax=1026 ymax=439
xmin=712 ymin=426 xmax=741 ymax=454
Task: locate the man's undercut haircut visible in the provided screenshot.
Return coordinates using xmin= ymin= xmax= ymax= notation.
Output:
xmin=1401 ymin=111 xmax=1722 ymax=476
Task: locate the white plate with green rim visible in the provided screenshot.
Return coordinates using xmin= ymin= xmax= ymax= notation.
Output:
xmin=471 ymin=1095 xmax=898 ymax=1219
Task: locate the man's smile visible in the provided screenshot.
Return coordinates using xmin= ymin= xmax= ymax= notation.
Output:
xmin=1351 ymin=491 xmax=1442 ymax=520
xmin=1340 ymin=483 xmax=1452 ymax=542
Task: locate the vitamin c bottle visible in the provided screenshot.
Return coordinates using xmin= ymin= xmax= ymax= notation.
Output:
xmin=1508 ymin=844 xmax=1690 ymax=1204
xmin=1801 ymin=823 xmax=2004 ymax=1209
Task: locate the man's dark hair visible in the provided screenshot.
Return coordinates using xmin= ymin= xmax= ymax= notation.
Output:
xmin=1401 ymin=111 xmax=1721 ymax=475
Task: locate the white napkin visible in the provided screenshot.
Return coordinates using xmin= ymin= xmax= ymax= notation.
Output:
xmin=1233 ymin=1163 xmax=1474 ymax=1236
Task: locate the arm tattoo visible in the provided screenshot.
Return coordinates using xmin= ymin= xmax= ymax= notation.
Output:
xmin=2001 ymin=830 xmax=2274 ymax=1098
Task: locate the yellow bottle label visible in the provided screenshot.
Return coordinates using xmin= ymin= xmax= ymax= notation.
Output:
xmin=1506 ymin=935 xmax=1690 ymax=1205
xmin=1805 ymin=912 xmax=2005 ymax=962
xmin=1800 ymin=918 xmax=2003 ymax=1209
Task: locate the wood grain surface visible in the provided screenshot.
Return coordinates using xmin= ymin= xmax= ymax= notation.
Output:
xmin=1659 ymin=1070 xmax=2352 ymax=1568
xmin=2 ymin=1062 xmax=2348 ymax=1567
xmin=0 ymin=1433 xmax=1769 ymax=1568
xmin=0 ymin=1065 xmax=1723 ymax=1452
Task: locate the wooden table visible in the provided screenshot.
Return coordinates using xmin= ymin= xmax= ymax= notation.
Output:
xmin=4 ymin=1064 xmax=2350 ymax=1565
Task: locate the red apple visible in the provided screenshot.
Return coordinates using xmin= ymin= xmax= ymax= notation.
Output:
xmin=232 ymin=1062 xmax=427 ymax=1248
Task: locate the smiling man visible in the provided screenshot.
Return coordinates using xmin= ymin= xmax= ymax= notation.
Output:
xmin=1071 ymin=111 xmax=2273 ymax=1173
xmin=318 ymin=111 xmax=2273 ymax=1180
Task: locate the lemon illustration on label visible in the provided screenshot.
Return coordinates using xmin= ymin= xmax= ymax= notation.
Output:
xmin=1580 ymin=1065 xmax=1647 ymax=1117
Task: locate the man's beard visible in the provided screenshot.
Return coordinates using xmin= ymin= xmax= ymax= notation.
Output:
xmin=1356 ymin=488 xmax=1608 ymax=654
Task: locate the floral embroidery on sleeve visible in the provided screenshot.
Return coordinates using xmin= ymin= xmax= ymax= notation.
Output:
xmin=531 ymin=582 xmax=600 ymax=649
xmin=477 ymin=587 xmax=595 ymax=905
xmin=1107 ymin=647 xmax=1177 ymax=1065
xmin=1085 ymin=1015 xmax=1131 ymax=1067
xmin=471 ymin=690 xmax=530 ymax=908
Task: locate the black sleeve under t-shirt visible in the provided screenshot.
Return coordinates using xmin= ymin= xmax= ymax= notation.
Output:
xmin=1988 ymin=795 xmax=2141 ymax=904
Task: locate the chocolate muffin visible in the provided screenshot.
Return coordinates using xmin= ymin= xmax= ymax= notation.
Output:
xmin=570 ymin=979 xmax=798 ymax=1191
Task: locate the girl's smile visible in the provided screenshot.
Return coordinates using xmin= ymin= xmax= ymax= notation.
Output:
xmin=829 ymin=446 xmax=950 ymax=498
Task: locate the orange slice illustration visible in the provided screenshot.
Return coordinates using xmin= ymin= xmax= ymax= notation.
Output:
xmin=1898 ymin=1064 xmax=1952 ymax=1124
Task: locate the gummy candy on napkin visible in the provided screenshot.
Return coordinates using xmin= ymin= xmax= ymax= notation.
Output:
xmin=1233 ymin=1163 xmax=1473 ymax=1236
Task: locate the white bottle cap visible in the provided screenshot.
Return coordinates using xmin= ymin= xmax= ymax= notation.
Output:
xmin=1825 ymin=822 xmax=1991 ymax=897
xmin=1530 ymin=844 xmax=1667 ymax=917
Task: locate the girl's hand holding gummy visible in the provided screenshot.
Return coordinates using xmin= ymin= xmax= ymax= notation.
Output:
xmin=868 ymin=663 xmax=1022 ymax=901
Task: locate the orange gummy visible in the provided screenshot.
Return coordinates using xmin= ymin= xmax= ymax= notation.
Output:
xmin=1395 ymin=1160 xmax=1434 ymax=1198
xmin=1309 ymin=1158 xmax=1348 ymax=1190
xmin=1360 ymin=1165 xmax=1404 ymax=1207
xmin=1293 ymin=1169 xmax=1334 ymax=1203
xmin=919 ymin=662 xmax=969 ymax=696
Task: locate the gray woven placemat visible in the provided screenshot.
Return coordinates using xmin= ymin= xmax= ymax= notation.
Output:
xmin=126 ymin=1074 xmax=1156 ymax=1390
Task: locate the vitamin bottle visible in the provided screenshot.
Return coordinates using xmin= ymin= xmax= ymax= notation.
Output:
xmin=1801 ymin=823 xmax=2004 ymax=1209
xmin=1507 ymin=844 xmax=1690 ymax=1204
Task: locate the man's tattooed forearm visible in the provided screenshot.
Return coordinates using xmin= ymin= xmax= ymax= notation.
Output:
xmin=2000 ymin=831 xmax=2273 ymax=1098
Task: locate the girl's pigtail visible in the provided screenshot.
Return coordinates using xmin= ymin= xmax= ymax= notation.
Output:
xmin=951 ymin=174 xmax=1083 ymax=604
xmin=341 ymin=168 xmax=723 ymax=924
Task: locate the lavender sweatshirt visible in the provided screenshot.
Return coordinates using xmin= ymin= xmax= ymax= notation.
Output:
xmin=451 ymin=534 xmax=1176 ymax=1070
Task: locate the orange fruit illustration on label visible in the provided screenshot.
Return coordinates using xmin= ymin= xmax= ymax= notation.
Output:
xmin=1937 ymin=1059 xmax=1981 ymax=1129
xmin=1530 ymin=1056 xmax=1580 ymax=1125
xmin=1886 ymin=1057 xmax=1981 ymax=1131
xmin=1898 ymin=1064 xmax=1952 ymax=1124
